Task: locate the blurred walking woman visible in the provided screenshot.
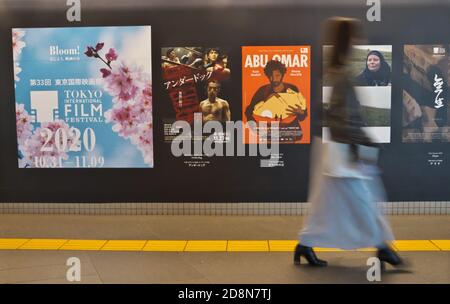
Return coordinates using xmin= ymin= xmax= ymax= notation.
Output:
xmin=295 ymin=18 xmax=403 ymax=268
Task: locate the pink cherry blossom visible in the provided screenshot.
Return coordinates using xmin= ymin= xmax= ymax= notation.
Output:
xmin=131 ymin=122 xmax=153 ymax=166
xmin=14 ymin=62 xmax=22 ymax=82
xmin=95 ymin=42 xmax=105 ymax=51
xmin=102 ymin=69 xmax=153 ymax=166
xmin=20 ymin=119 xmax=76 ymax=168
xmin=105 ymin=48 xmax=118 ymax=62
xmin=84 ymin=46 xmax=95 ymax=57
xmin=16 ymin=103 xmax=34 ymax=149
xmin=103 ymin=62 xmax=143 ymax=102
xmin=100 ymin=68 xmax=111 ymax=78
xmin=86 ymin=43 xmax=154 ymax=167
xmin=12 ymin=29 xmax=25 ymax=87
xmin=12 ymin=29 xmax=26 ymax=60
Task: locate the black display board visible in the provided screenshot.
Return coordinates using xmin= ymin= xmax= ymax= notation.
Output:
xmin=0 ymin=2 xmax=449 ymax=202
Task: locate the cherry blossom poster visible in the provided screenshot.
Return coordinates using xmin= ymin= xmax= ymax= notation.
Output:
xmin=13 ymin=26 xmax=153 ymax=168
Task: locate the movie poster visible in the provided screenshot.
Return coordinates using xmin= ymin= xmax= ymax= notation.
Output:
xmin=161 ymin=47 xmax=232 ymax=167
xmin=242 ymin=46 xmax=311 ymax=144
xmin=402 ymin=45 xmax=449 ymax=142
xmin=322 ymin=45 xmax=392 ymax=143
xmin=13 ymin=26 xmax=153 ymax=168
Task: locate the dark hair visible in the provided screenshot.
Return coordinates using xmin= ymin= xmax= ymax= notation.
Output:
xmin=166 ymin=48 xmax=175 ymax=57
xmin=326 ymin=18 xmax=362 ymax=67
xmin=218 ymin=54 xmax=228 ymax=61
xmin=203 ymin=48 xmax=221 ymax=69
xmin=355 ymin=50 xmax=391 ymax=86
xmin=264 ymin=60 xmax=286 ymax=78
xmin=206 ymin=79 xmax=221 ymax=91
xmin=205 ymin=48 xmax=220 ymax=58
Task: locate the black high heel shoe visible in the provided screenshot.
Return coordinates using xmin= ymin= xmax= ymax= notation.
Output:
xmin=294 ymin=244 xmax=328 ymax=267
xmin=376 ymin=245 xmax=404 ymax=270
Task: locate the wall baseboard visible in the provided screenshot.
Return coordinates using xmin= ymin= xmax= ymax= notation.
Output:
xmin=0 ymin=202 xmax=449 ymax=215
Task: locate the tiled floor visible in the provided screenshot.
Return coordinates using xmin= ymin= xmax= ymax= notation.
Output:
xmin=0 ymin=215 xmax=449 ymax=283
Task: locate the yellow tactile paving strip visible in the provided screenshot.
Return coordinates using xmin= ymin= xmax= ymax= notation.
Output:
xmin=60 ymin=240 xmax=108 ymax=251
xmin=228 ymin=241 xmax=269 ymax=252
xmin=0 ymin=239 xmax=448 ymax=252
xmin=314 ymin=247 xmax=345 ymax=252
xmin=269 ymin=240 xmax=298 ymax=252
xmin=19 ymin=239 xmax=68 ymax=250
xmin=101 ymin=240 xmax=147 ymax=251
xmin=356 ymin=248 xmax=378 ymax=252
xmin=430 ymin=240 xmax=450 ymax=251
xmin=392 ymin=240 xmax=440 ymax=251
xmin=0 ymin=238 xmax=29 ymax=250
xmin=185 ymin=241 xmax=227 ymax=252
xmin=143 ymin=240 xmax=187 ymax=252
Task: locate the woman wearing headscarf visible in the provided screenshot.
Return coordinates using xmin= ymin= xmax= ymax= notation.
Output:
xmin=294 ymin=17 xmax=403 ymax=269
xmin=354 ymin=50 xmax=391 ymax=86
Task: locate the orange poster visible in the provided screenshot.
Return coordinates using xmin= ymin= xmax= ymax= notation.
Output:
xmin=242 ymin=46 xmax=310 ymax=144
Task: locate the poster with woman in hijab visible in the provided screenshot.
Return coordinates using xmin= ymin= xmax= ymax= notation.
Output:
xmin=322 ymin=45 xmax=392 ymax=143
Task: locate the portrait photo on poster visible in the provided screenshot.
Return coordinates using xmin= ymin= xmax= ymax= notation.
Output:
xmin=161 ymin=47 xmax=233 ymax=168
xmin=242 ymin=46 xmax=311 ymax=145
xmin=322 ymin=45 xmax=392 ymax=144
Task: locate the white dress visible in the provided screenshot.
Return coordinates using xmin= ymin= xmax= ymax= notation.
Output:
xmin=298 ymin=137 xmax=394 ymax=250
